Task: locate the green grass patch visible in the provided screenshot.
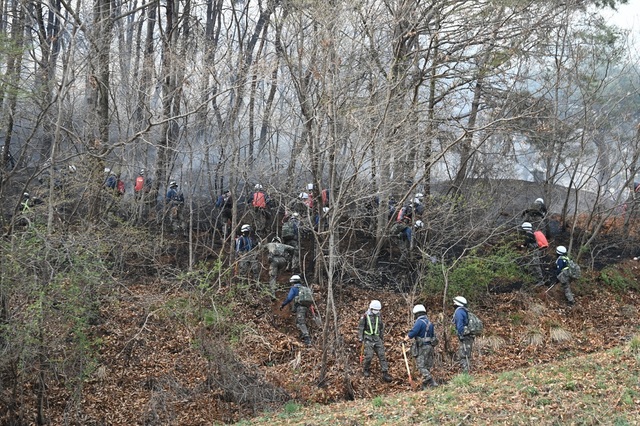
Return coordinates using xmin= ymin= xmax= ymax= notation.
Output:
xmin=237 ymin=344 xmax=640 ymax=425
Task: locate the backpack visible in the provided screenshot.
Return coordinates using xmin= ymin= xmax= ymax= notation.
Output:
xmin=321 ymin=189 xmax=330 ymax=205
xmin=566 ymin=258 xmax=581 ymax=279
xmin=533 ymin=230 xmax=549 ymax=248
xmin=464 ymin=310 xmax=484 ymax=336
xmin=252 ymin=191 xmax=267 ymax=208
xmin=282 ymin=221 xmax=297 ymax=239
xmin=135 ymin=176 xmax=145 ymax=192
xmin=296 ymin=285 xmax=313 ymax=307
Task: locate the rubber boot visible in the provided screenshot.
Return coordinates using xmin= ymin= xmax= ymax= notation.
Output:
xmin=422 ymin=378 xmax=438 ymax=389
xmin=382 ymin=371 xmax=392 ymax=383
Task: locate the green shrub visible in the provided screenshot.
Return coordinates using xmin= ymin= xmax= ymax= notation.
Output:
xmin=419 ymin=244 xmax=531 ymax=301
xmin=600 ymin=267 xmax=637 ymax=292
xmin=372 ymin=396 xmax=386 ymax=407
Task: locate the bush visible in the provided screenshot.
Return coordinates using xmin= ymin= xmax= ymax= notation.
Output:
xmin=600 ymin=266 xmax=638 ymax=292
xmin=419 ymin=245 xmax=531 ymax=301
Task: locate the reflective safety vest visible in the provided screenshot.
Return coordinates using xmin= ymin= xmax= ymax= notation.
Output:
xmin=365 ymin=314 xmax=379 ymax=336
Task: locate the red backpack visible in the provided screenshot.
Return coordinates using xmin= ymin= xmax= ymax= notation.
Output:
xmin=252 ymin=191 xmax=267 ymax=208
xmin=135 ymin=176 xmax=144 ymax=192
xmin=534 ymin=230 xmax=549 ymax=248
xmin=117 ymin=180 xmax=125 ymax=195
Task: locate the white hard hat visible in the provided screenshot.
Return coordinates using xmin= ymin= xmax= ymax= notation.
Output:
xmin=241 ymin=224 xmax=251 ymax=233
xmin=169 ymin=181 xmax=177 ymax=188
xmin=299 ymin=192 xmax=309 ymax=199
xmin=556 ymin=245 xmax=567 ymax=255
xmin=535 ymin=198 xmax=544 ymax=204
xmin=104 ymin=167 xmax=111 ymax=174
xmin=415 ymin=220 xmax=424 ymax=228
xmin=323 ymin=207 xmax=329 ymax=213
xmin=415 ymin=193 xmax=424 ymax=199
xmin=272 ymin=237 xmax=282 ymax=243
xmin=453 ymin=296 xmax=467 ymax=307
xmin=521 ymin=222 xmax=532 ymax=231
xmin=413 ymin=304 xmax=426 ymax=314
xmin=139 ymin=169 xmax=145 ymax=176
xmin=369 ymin=300 xmax=382 ymax=312
xmin=68 ymin=165 xmax=77 ymax=173
xmin=290 ymin=274 xmax=301 ymax=283
xmin=255 ymin=184 xmax=263 ymax=190
xmin=292 ymin=212 xmax=299 ymax=218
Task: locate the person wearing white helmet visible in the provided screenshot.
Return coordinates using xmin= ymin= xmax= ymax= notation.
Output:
xmin=280 ymin=275 xmax=312 ymax=345
xmin=520 ymin=222 xmax=546 ymax=283
xmin=523 ymin=197 xmax=547 ymax=225
xmin=251 ymin=184 xmax=270 ymax=234
xmin=357 ymin=300 xmax=392 ymax=382
xmin=165 ymin=181 xmax=185 ymax=233
xmin=404 ymin=304 xmax=438 ymax=389
xmin=299 ymin=191 xmax=313 ymax=209
xmin=452 ymin=296 xmax=474 ymax=372
xmin=555 ymin=246 xmax=575 ymax=305
xmin=235 ymin=224 xmax=259 ymax=281
xmin=261 ymin=237 xmax=296 ymax=299
xmin=104 ymin=168 xmax=117 ymax=190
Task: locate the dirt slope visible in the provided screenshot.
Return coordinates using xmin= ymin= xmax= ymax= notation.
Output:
xmin=39 ymin=256 xmax=640 ymax=425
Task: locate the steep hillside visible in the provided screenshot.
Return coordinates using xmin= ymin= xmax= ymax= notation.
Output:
xmin=28 ymin=256 xmax=640 ymax=424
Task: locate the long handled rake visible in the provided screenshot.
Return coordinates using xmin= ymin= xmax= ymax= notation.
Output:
xmin=401 ymin=342 xmax=414 ymax=388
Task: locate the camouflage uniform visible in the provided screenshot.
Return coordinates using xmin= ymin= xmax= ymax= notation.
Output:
xmin=453 ymin=305 xmax=474 ymax=373
xmin=282 ymin=217 xmax=301 ymax=270
xmin=556 ymin=255 xmax=575 ymax=304
xmin=263 ymin=242 xmax=295 ymax=298
xmin=236 ymin=233 xmax=260 ymax=281
xmin=358 ymin=311 xmax=391 ymax=380
xmin=523 ymin=229 xmax=545 ymax=282
xmin=407 ymin=314 xmax=437 ymax=388
xmin=280 ymin=282 xmax=311 ymax=345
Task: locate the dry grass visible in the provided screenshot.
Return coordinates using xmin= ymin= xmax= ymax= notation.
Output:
xmin=476 ymin=335 xmax=507 ymax=353
xmin=549 ymin=326 xmax=572 ymax=343
xmin=522 ymin=328 xmax=545 ymax=347
xmin=528 ymin=302 xmax=546 ymax=317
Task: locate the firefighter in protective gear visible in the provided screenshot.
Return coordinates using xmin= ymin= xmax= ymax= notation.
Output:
xmin=166 ymin=181 xmax=185 ymax=233
xmin=251 ymin=184 xmax=271 ymax=234
xmin=555 ymin=246 xmax=575 ymax=305
xmin=281 ymin=212 xmax=301 ymax=270
xmin=521 ymin=222 xmax=545 ymax=282
xmin=404 ymin=304 xmax=438 ymax=389
xmin=357 ymin=300 xmax=392 ymax=382
xmin=452 ymin=296 xmax=474 ymax=372
xmin=235 ymin=224 xmax=259 ymax=281
xmin=261 ymin=237 xmax=295 ymax=298
xmin=280 ymin=275 xmax=311 ymax=345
